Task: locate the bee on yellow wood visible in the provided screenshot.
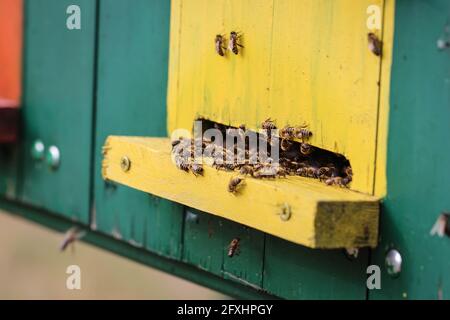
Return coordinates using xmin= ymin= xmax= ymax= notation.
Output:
xmin=317 ymin=166 xmax=333 ymax=180
xmin=228 ymin=237 xmax=240 ymax=257
xmin=190 ymin=163 xmax=204 ymax=176
xmin=280 ymin=138 xmax=293 ymax=151
xmin=368 ymin=32 xmax=382 ymax=56
xmin=325 ymin=176 xmax=347 ymax=187
xmin=261 ymin=118 xmax=277 ymax=131
xmin=228 ymin=176 xmax=244 ymax=193
xmin=60 ymin=227 xmax=86 ymax=252
xmin=228 ymin=31 xmax=244 ymax=55
xmin=280 ymin=126 xmax=296 ymax=139
xmin=239 ymin=165 xmax=254 ymax=176
xmin=215 ymin=34 xmax=227 ymax=56
xmin=295 ymin=126 xmax=312 ymax=140
xmin=175 ymin=156 xmax=190 ymax=172
xmin=300 ymin=143 xmax=313 ymax=156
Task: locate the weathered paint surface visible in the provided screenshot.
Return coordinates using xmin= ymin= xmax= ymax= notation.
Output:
xmin=94 ymin=0 xmax=184 ymax=257
xmin=168 ymin=0 xmax=393 ymax=195
xmin=371 ymin=0 xmax=450 ymax=299
xmin=19 ymin=0 xmax=97 ymax=222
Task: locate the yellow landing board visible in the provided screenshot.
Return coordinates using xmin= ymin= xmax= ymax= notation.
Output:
xmin=102 ymin=136 xmax=379 ymax=249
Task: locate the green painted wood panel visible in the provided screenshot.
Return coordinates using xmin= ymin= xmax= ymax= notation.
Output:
xmin=20 ymin=0 xmax=97 ymax=222
xmin=94 ymin=0 xmax=183 ymax=258
xmin=371 ymin=0 xmax=450 ymax=300
xmin=263 ymin=235 xmax=369 ymax=299
xmin=183 ymin=209 xmax=265 ymax=290
xmin=0 ymin=146 xmax=18 ymax=199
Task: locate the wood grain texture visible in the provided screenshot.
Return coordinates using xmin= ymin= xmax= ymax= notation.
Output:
xmin=94 ymin=0 xmax=183 ymax=258
xmin=167 ymin=0 xmax=392 ymax=194
xmin=19 ymin=0 xmax=97 ymax=222
xmin=371 ymin=0 xmax=450 ymax=299
xmin=102 ymin=136 xmax=380 ymax=248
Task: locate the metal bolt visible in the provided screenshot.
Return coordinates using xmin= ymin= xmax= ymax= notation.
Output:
xmin=46 ymin=145 xmax=60 ymax=169
xmin=120 ymin=156 xmax=131 ymax=172
xmin=385 ymin=248 xmax=402 ymax=277
xmin=31 ymin=140 xmax=45 ymax=161
xmin=280 ymin=203 xmax=291 ymax=221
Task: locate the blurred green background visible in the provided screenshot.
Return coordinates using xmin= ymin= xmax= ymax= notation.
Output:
xmin=0 ymin=210 xmax=228 ymax=299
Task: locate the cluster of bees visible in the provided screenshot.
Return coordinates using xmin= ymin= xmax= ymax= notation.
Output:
xmin=171 ymin=119 xmax=353 ymax=193
xmin=215 ymin=31 xmax=243 ymax=56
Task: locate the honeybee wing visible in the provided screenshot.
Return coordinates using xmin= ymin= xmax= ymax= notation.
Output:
xmin=60 ymin=227 xmax=86 ymax=251
xmin=430 ymin=214 xmax=448 ymax=237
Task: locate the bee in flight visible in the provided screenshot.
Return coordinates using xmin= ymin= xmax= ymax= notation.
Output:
xmin=60 ymin=227 xmax=86 ymax=252
xmin=228 ymin=237 xmax=240 ymax=257
xmin=215 ymin=34 xmax=227 ymax=56
xmin=229 ymin=31 xmax=244 ymax=55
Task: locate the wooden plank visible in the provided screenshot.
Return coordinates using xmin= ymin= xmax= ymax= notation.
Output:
xmin=183 ymin=208 xmax=265 ymax=289
xmin=102 ymin=136 xmax=380 ymax=249
xmin=94 ymin=0 xmax=183 ymax=258
xmin=19 ymin=0 xmax=97 ymax=222
xmin=371 ymin=0 xmax=450 ymax=299
xmin=263 ymin=235 xmax=370 ymax=299
xmin=167 ymin=0 xmax=389 ymax=195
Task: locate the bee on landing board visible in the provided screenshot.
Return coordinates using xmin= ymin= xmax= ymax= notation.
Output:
xmin=190 ymin=163 xmax=204 ymax=176
xmin=368 ymin=32 xmax=382 ymax=56
xmin=60 ymin=227 xmax=86 ymax=252
xmin=215 ymin=34 xmax=227 ymax=56
xmin=228 ymin=31 xmax=244 ymax=55
xmin=228 ymin=176 xmax=244 ymax=193
xmin=228 ymin=237 xmax=240 ymax=257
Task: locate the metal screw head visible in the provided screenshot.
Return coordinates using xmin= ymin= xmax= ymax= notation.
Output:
xmin=31 ymin=140 xmax=45 ymax=161
xmin=385 ymin=248 xmax=402 ymax=277
xmin=280 ymin=203 xmax=291 ymax=221
xmin=46 ymin=145 xmax=60 ymax=169
xmin=120 ymin=156 xmax=131 ymax=172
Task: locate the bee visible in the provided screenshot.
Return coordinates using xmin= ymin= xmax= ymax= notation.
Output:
xmin=296 ymin=167 xmax=308 ymax=177
xmin=317 ymin=167 xmax=332 ymax=180
xmin=280 ymin=126 xmax=296 ymax=139
xmin=325 ymin=176 xmax=345 ymax=187
xmin=280 ymin=138 xmax=293 ymax=151
xmin=306 ymin=166 xmax=319 ymax=178
xmin=295 ymin=126 xmax=312 ymax=140
xmin=276 ymin=167 xmax=287 ymax=178
xmin=344 ymin=247 xmax=359 ymax=260
xmin=215 ymin=34 xmax=227 ymax=56
xmin=228 ymin=176 xmax=244 ymax=193
xmin=190 ymin=163 xmax=204 ymax=176
xmin=368 ymin=32 xmax=382 ymax=57
xmin=228 ymin=237 xmax=240 ymax=257
xmin=300 ymin=143 xmax=313 ymax=155
xmin=239 ymin=165 xmax=254 ymax=176
xmin=344 ymin=166 xmax=353 ymax=177
xmin=175 ymin=156 xmax=190 ymax=172
xmin=430 ymin=213 xmax=450 ymax=237
xmin=228 ymin=31 xmax=244 ymax=55
xmin=60 ymin=227 xmax=86 ymax=252
xmin=261 ymin=118 xmax=277 ymax=131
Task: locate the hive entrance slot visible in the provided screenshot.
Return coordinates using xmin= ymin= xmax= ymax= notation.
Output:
xmin=172 ymin=119 xmax=353 ymax=187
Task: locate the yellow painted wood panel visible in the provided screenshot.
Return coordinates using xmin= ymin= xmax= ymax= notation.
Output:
xmin=168 ymin=0 xmax=274 ymax=131
xmin=102 ymin=136 xmax=380 ymax=248
xmin=167 ymin=0 xmax=392 ymax=195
